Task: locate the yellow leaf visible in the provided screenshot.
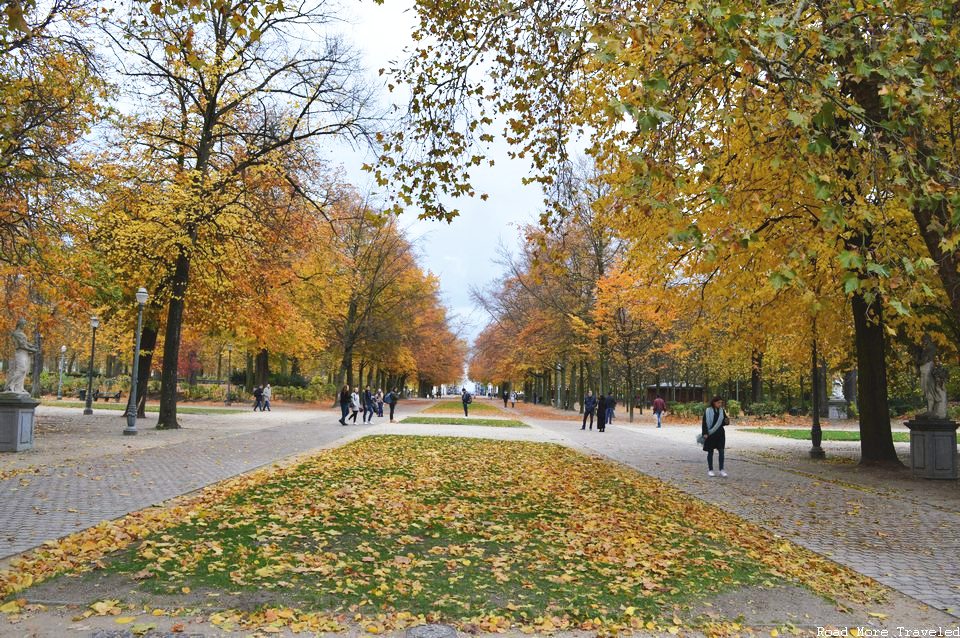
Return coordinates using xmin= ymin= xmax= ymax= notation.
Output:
xmin=771 ymin=630 xmax=779 ymax=637
xmin=115 ymin=617 xmax=136 ymax=624
xmin=181 ymin=586 xmax=191 ymax=594
xmin=868 ymin=612 xmax=888 ymax=619
xmin=0 ymin=600 xmax=23 ymax=614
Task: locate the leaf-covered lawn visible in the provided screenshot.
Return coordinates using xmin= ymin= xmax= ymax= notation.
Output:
xmin=401 ymin=416 xmax=529 ymax=427
xmin=3 ymin=436 xmax=879 ymax=634
xmin=743 ymin=428 xmax=910 ymax=442
xmin=422 ymin=400 xmax=504 ymax=415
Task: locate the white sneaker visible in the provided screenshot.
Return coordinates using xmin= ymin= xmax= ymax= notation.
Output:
xmin=719 ymin=470 xmax=728 ymax=478
xmin=707 ymin=470 xmax=716 ymax=477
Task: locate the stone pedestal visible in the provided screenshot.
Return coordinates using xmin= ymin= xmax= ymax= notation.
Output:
xmin=827 ymin=398 xmax=848 ymax=420
xmin=905 ymin=418 xmax=958 ymax=480
xmin=0 ymin=392 xmax=39 ymax=452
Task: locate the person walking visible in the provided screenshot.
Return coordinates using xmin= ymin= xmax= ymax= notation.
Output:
xmin=262 ymin=383 xmax=272 ymax=412
xmin=252 ymin=385 xmax=263 ymax=411
xmin=376 ymin=388 xmax=384 ymax=417
xmin=502 ymin=390 xmax=509 ymax=408
xmin=652 ymin=394 xmax=666 ymax=428
xmin=596 ymin=393 xmax=607 ymax=432
xmin=338 ymin=384 xmax=351 ymax=425
xmin=510 ymin=390 xmax=516 ymax=408
xmin=461 ymin=388 xmax=472 ymax=416
xmin=363 ymin=385 xmax=375 ymax=423
xmin=581 ymin=390 xmax=596 ymax=430
xmin=385 ymin=387 xmax=399 ymax=422
xmin=701 ymin=396 xmax=729 ymax=477
xmin=349 ymin=387 xmax=361 ymax=423
xmin=605 ymin=394 xmax=616 ymax=426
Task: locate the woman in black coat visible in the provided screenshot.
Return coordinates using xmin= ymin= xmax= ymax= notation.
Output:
xmin=701 ymin=395 xmax=729 ymax=476
xmin=596 ymin=394 xmax=607 ymax=432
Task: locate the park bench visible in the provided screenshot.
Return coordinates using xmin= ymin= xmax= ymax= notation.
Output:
xmin=76 ymin=389 xmax=122 ymax=402
xmin=97 ymin=390 xmax=122 ymax=402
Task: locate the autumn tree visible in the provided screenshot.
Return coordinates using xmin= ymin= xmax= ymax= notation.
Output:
xmin=99 ymin=0 xmax=378 ymax=427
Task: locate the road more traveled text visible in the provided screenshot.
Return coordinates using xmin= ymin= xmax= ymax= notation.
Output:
xmin=818 ymin=628 xmax=960 ymax=637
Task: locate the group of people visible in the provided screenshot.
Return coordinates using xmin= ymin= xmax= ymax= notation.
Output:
xmin=580 ymin=390 xmax=619 ymax=432
xmin=500 ymin=390 xmax=517 ymax=408
xmin=579 ymin=391 xmax=727 ymax=477
xmin=338 ymin=385 xmax=400 ymax=424
xmin=252 ymin=384 xmax=272 ymax=411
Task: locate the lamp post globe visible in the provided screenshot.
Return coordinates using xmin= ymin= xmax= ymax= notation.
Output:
xmin=125 ymin=288 xmax=148 ymax=435
xmin=83 ymin=316 xmax=99 ymax=415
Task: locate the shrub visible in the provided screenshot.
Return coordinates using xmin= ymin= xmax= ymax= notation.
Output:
xmin=888 ymin=395 xmax=923 ymax=417
xmin=270 ymin=373 xmax=309 ymax=388
xmin=725 ymin=399 xmax=741 ymax=418
xmin=746 ymin=401 xmax=785 ymax=418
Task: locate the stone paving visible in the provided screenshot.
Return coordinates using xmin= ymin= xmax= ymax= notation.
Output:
xmin=2 ymin=399 xmax=958 ymax=622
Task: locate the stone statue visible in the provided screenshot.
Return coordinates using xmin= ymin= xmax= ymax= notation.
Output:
xmin=918 ymin=336 xmax=948 ymax=420
xmin=830 ymin=377 xmax=845 ymax=401
xmin=4 ymin=319 xmax=39 ymax=395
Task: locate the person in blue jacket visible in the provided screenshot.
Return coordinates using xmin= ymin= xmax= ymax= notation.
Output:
xmin=581 ymin=390 xmax=597 ymax=430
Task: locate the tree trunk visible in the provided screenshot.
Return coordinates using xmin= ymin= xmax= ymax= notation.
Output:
xmin=751 ymin=350 xmax=763 ymax=404
xmin=338 ymin=344 xmax=354 ymax=389
xmin=157 ymin=251 xmax=190 ymax=429
xmin=255 ymin=349 xmax=269 ymax=386
xmin=245 ymin=352 xmax=254 ymax=392
xmin=130 ymin=324 xmax=157 ymax=418
xmin=851 ymin=292 xmax=900 ymax=465
xmin=30 ymin=330 xmax=42 ymax=398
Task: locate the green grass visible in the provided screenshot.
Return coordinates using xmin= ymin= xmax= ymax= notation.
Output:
xmin=401 ymin=416 xmax=529 ymax=427
xmin=41 ymin=400 xmax=246 ymax=415
xmin=87 ymin=436 xmax=783 ymax=627
xmin=743 ymin=427 xmax=910 ymax=442
xmin=423 ymin=400 xmax=505 ymax=415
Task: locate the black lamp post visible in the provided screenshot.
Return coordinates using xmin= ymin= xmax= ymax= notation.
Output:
xmin=83 ymin=316 xmax=99 ymax=415
xmin=124 ymin=287 xmax=148 ymax=435
xmin=810 ymin=317 xmax=825 ymax=458
xmin=225 ymin=343 xmax=233 ymax=406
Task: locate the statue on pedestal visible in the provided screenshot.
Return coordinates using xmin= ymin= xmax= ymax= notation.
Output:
xmin=918 ymin=336 xmax=948 ymax=420
xmin=4 ymin=318 xmax=38 ymax=395
xmin=830 ymin=377 xmax=845 ymax=401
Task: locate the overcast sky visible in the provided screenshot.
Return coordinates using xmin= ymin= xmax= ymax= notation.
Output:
xmin=331 ymin=0 xmax=546 ymax=345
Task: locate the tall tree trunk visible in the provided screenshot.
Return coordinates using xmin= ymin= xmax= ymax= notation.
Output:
xmin=245 ymin=352 xmax=254 ymax=392
xmin=851 ymin=292 xmax=899 ymax=465
xmin=30 ymin=329 xmax=42 ymax=398
xmin=751 ymin=350 xmax=763 ymax=404
xmin=130 ymin=323 xmax=157 ymax=418
xmin=338 ymin=344 xmax=354 ymax=389
xmin=255 ymin=349 xmax=269 ymax=386
xmin=157 ymin=251 xmax=191 ymax=429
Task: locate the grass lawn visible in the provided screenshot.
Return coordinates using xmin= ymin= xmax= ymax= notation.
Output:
xmin=41 ymin=400 xmax=246 ymax=415
xmin=401 ymin=416 xmax=529 ymax=428
xmin=4 ymin=436 xmax=876 ymax=634
xmin=743 ymin=427 xmax=910 ymax=442
xmin=422 ymin=400 xmax=504 ymax=415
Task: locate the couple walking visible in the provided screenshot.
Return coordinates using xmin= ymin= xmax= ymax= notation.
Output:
xmin=252 ymin=384 xmax=271 ymax=411
xmin=581 ymin=390 xmax=616 ymax=432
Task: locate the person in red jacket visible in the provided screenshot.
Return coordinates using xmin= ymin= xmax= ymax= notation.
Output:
xmin=652 ymin=394 xmax=666 ymax=428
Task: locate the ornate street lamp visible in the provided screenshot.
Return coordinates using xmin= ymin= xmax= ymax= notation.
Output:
xmin=225 ymin=343 xmax=233 ymax=406
xmin=83 ymin=316 xmax=99 ymax=415
xmin=57 ymin=345 xmax=66 ymax=400
xmin=124 ymin=288 xmax=148 ymax=435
